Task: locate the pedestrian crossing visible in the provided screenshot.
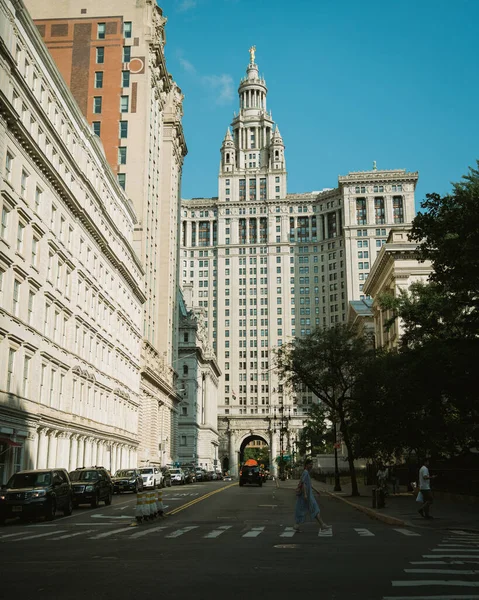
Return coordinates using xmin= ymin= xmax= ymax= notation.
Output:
xmin=383 ymin=530 xmax=479 ymax=600
xmin=0 ymin=524 xmax=430 ymax=544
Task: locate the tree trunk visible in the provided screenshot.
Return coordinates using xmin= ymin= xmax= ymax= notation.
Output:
xmin=340 ymin=419 xmax=360 ymax=497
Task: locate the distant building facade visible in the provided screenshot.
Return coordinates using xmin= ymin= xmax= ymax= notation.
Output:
xmin=177 ymin=284 xmax=220 ymax=471
xmin=180 ymin=52 xmax=419 ymax=475
xmin=363 ymin=226 xmax=432 ymax=349
xmin=25 ymin=0 xmax=188 ymax=465
xmin=0 ymin=0 xmax=144 ymax=482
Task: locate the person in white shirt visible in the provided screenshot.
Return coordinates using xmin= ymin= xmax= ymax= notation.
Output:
xmin=418 ymin=458 xmax=436 ymax=519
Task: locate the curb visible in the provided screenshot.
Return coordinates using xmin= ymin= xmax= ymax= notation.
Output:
xmin=316 ymin=487 xmax=408 ymax=527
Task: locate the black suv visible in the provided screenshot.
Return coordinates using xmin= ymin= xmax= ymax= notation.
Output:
xmin=239 ymin=465 xmax=263 ymax=487
xmin=0 ymin=469 xmax=73 ymax=524
xmin=69 ymin=467 xmax=113 ymax=508
xmin=112 ymin=469 xmax=144 ymax=494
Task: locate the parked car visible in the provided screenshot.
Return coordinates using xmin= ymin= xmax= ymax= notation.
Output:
xmin=170 ymin=468 xmax=186 ymax=485
xmin=0 ymin=469 xmax=73 ymax=524
xmin=161 ymin=467 xmax=172 ymax=488
xmin=239 ymin=464 xmax=262 ymax=487
xmin=223 ymin=473 xmax=234 ymax=482
xmin=195 ymin=469 xmax=205 ymax=482
xmin=69 ymin=467 xmax=113 ymax=507
xmin=112 ymin=469 xmax=143 ymax=494
xmin=139 ymin=466 xmax=162 ymax=489
xmin=216 ymin=471 xmax=223 ymax=481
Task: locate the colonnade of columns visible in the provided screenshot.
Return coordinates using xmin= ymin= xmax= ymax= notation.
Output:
xmin=33 ymin=427 xmax=137 ymax=474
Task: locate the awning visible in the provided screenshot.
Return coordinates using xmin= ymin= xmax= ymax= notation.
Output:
xmin=0 ymin=437 xmax=22 ymax=448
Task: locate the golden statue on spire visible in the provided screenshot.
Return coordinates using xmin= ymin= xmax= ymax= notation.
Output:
xmin=249 ymin=45 xmax=256 ymax=64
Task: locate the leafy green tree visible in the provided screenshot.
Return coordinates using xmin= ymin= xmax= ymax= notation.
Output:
xmin=276 ymin=324 xmax=373 ymax=496
xmin=408 ymin=161 xmax=479 ymax=338
xmin=297 ymin=403 xmax=334 ymax=456
xmin=244 ymin=446 xmax=270 ymax=468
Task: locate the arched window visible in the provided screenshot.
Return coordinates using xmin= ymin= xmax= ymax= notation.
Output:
xmin=183 ymin=364 xmax=188 ymax=375
xmin=275 ymin=150 xmax=279 ymax=158
xmin=226 ymin=153 xmax=230 ymax=163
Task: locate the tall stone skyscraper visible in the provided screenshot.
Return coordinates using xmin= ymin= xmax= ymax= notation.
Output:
xmin=25 ymin=0 xmax=188 ymax=465
xmin=181 ymin=50 xmax=418 ymax=475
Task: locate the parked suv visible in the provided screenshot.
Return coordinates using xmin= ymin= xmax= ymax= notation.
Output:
xmin=139 ymin=466 xmax=162 ymax=489
xmin=239 ymin=464 xmax=263 ymax=487
xmin=112 ymin=469 xmax=143 ymax=494
xmin=0 ymin=469 xmax=73 ymax=524
xmin=170 ymin=468 xmax=186 ymax=485
xmin=69 ymin=467 xmax=113 ymax=508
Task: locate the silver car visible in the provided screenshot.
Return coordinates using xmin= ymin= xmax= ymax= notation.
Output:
xmin=170 ymin=468 xmax=186 ymax=485
xmin=139 ymin=466 xmax=162 ymax=489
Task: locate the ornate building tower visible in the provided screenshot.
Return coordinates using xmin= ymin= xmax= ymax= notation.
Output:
xmin=218 ymin=46 xmax=287 ymax=204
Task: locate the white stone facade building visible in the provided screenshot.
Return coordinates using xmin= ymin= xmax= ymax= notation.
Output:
xmin=24 ymin=0 xmax=188 ymax=467
xmin=177 ymin=285 xmax=220 ymax=471
xmin=363 ymin=225 xmax=432 ymax=349
xmin=180 ymin=52 xmax=419 ymax=475
xmin=0 ymin=0 xmax=144 ymax=483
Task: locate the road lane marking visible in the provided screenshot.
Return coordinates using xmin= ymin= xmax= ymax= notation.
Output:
xmin=0 ymin=531 xmax=35 ymax=539
xmin=91 ymin=514 xmax=132 ymax=519
xmin=204 ymin=525 xmax=232 ymax=539
xmin=89 ymin=527 xmax=132 ymax=539
xmin=432 ymin=548 xmax=479 ymax=553
xmin=392 ymin=580 xmax=479 ymax=587
xmin=51 ymin=530 xmax=94 ymax=540
xmin=166 ymin=483 xmax=237 ymax=516
xmin=165 ymin=526 xmax=198 ymax=538
xmin=243 ymin=527 xmax=264 ymax=538
xmin=405 ymin=568 xmax=479 ymax=575
xmin=11 ymin=530 xmax=66 ymax=541
xmin=129 ymin=526 xmax=167 ymax=539
xmin=411 ymin=560 xmax=479 ymax=565
xmin=393 ymin=528 xmax=420 ymax=536
xmin=280 ymin=527 xmax=296 ymax=538
xmin=355 ymin=528 xmax=374 ymax=537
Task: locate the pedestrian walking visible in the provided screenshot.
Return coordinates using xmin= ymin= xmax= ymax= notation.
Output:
xmin=293 ymin=458 xmax=330 ymax=532
xmin=389 ymin=465 xmax=400 ymax=495
xmin=417 ymin=458 xmax=436 ymax=519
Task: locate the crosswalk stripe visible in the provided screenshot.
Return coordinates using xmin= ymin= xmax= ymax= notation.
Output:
xmin=318 ymin=528 xmax=332 ymax=537
xmin=129 ymin=526 xmax=167 ymax=539
xmin=51 ymin=530 xmax=94 ymax=540
xmin=243 ymin=527 xmax=264 ymax=538
xmin=0 ymin=531 xmax=33 ymax=539
xmin=393 ymin=528 xmax=420 ymax=536
xmin=280 ymin=527 xmax=296 ymax=538
xmin=432 ymin=548 xmax=479 ymax=553
xmin=203 ymin=526 xmax=232 ymax=539
xmin=424 ymin=554 xmax=479 ymax=559
xmin=406 ymin=568 xmax=479 ymax=574
xmin=383 ymin=596 xmax=479 ymax=599
xmin=392 ymin=580 xmax=479 ymax=588
xmin=89 ymin=527 xmax=132 ymax=539
xmin=165 ymin=526 xmax=198 ymax=539
xmin=355 ymin=528 xmax=374 ymax=537
xmin=11 ymin=530 xmax=66 ymax=541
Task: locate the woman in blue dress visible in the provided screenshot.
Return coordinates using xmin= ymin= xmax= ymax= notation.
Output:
xmin=294 ymin=458 xmax=330 ymax=532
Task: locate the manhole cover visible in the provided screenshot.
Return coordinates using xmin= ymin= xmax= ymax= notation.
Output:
xmin=274 ymin=544 xmax=299 ymax=549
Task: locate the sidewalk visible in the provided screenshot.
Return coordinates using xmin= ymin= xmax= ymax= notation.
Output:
xmin=276 ymin=477 xmax=479 ymax=532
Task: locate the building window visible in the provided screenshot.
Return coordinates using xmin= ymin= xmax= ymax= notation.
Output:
xmin=12 ymin=279 xmax=20 ymax=316
xmin=5 ymin=151 xmax=14 ymax=182
xmin=16 ymin=222 xmax=25 ymax=253
xmin=31 ymin=236 xmax=38 ymax=267
xmin=356 ymin=198 xmax=367 ymax=225
xmin=118 ymin=147 xmax=127 ymax=165
xmin=97 ymin=23 xmax=106 ymax=39
xmin=123 ymin=46 xmax=131 ymax=62
xmin=119 ymin=121 xmax=128 ymax=138
xmin=7 ymin=347 xmax=16 ymax=392
xmin=123 ymin=21 xmax=132 ymax=38
xmin=92 ymin=121 xmax=101 ymax=136
xmin=23 ymin=355 xmax=31 ymax=397
xmin=94 ymin=71 xmax=103 ymax=88
xmin=120 ymin=96 xmax=129 ymax=112
xmin=27 ymin=289 xmax=35 ymax=324
xmin=96 ymin=47 xmax=104 ymax=64
xmin=122 ymin=70 xmax=130 ymax=87
xmin=1 ymin=206 xmax=9 ymax=239
xmin=117 ymin=173 xmax=126 ymax=190
xmin=35 ymin=186 xmax=42 ymax=210
xmin=20 ymin=170 xmax=28 ymax=197
xmin=393 ymin=196 xmax=404 ymax=224
xmin=93 ymin=96 xmax=102 ymax=114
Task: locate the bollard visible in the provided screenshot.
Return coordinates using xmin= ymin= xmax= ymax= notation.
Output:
xmin=135 ymin=491 xmax=145 ymax=522
xmin=372 ymin=488 xmax=377 ymax=508
xmin=146 ymin=490 xmax=155 ymax=520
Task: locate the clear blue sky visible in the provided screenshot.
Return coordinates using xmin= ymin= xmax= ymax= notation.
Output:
xmin=159 ymin=0 xmax=479 ymax=211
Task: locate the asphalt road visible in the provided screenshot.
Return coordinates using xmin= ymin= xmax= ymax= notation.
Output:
xmin=2 ymin=479 xmax=478 ymax=600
